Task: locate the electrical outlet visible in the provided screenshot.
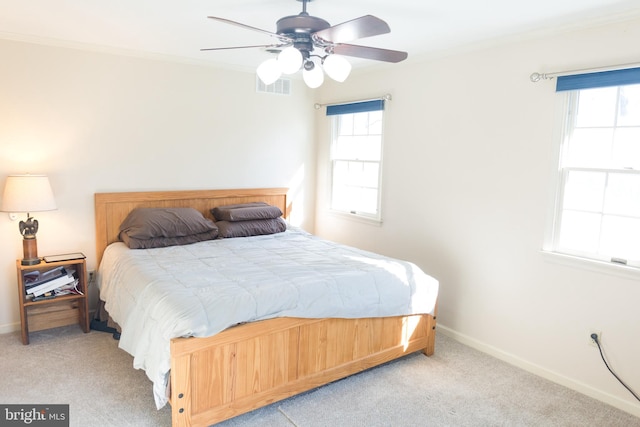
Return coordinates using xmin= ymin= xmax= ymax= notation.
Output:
xmin=589 ymin=330 xmax=602 ymax=347
xmin=88 ymin=270 xmax=95 ymax=285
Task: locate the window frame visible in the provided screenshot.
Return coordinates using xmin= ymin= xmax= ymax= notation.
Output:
xmin=328 ymin=106 xmax=385 ymax=223
xmin=545 ymin=79 xmax=640 ymax=272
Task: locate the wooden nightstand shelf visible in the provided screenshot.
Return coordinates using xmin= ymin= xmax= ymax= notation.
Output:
xmin=16 ymin=258 xmax=90 ymax=344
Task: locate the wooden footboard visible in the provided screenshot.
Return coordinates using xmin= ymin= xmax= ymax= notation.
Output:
xmin=170 ymin=313 xmax=436 ymax=427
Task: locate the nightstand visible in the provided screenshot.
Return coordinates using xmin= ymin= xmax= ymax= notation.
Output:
xmin=16 ymin=258 xmax=90 ymax=344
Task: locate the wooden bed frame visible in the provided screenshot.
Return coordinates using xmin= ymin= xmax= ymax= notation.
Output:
xmin=94 ymin=188 xmax=437 ymax=427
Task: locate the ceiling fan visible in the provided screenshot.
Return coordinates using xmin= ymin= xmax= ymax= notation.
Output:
xmin=201 ymin=0 xmax=408 ymax=88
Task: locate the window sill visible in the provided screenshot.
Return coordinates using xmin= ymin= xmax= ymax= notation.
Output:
xmin=327 ymin=210 xmax=383 ymax=227
xmin=540 ymin=250 xmax=640 ymax=281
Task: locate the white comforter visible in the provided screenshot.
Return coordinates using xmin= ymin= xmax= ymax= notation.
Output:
xmin=97 ymin=227 xmax=439 ymax=409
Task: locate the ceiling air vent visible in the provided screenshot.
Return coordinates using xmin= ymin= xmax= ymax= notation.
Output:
xmin=256 ymin=77 xmax=291 ymax=95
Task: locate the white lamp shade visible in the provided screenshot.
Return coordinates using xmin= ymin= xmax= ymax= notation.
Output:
xmin=1 ymin=174 xmax=57 ymax=213
xmin=278 ymin=47 xmax=303 ymax=74
xmin=323 ymin=54 xmax=352 ymax=82
xmin=303 ymin=64 xmax=325 ymax=88
xmin=257 ymin=58 xmax=282 ymax=85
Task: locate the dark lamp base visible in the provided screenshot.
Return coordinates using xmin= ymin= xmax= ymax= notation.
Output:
xmin=22 ymin=237 xmax=40 ymax=266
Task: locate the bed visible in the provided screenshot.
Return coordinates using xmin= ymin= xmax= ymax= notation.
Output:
xmin=94 ymin=188 xmax=438 ymax=427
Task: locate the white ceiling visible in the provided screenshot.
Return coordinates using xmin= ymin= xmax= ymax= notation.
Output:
xmin=1 ymin=0 xmax=639 ymax=72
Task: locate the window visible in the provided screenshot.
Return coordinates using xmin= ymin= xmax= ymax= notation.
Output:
xmin=327 ymin=100 xmax=385 ymax=221
xmin=549 ymin=68 xmax=640 ymax=268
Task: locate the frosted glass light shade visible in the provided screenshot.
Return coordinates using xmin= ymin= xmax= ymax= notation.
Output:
xmin=303 ymin=65 xmax=324 ymax=88
xmin=323 ymin=54 xmax=352 ymax=82
xmin=1 ymin=174 xmax=57 ymax=213
xmin=256 ymin=58 xmax=282 ymax=85
xmin=278 ymin=47 xmax=303 ymax=74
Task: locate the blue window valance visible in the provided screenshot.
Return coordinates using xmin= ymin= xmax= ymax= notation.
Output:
xmin=326 ymin=99 xmax=385 ymax=116
xmin=556 ymin=67 xmax=640 ymax=92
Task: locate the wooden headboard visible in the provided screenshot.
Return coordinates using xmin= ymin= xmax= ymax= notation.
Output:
xmin=94 ymin=188 xmax=289 ymax=265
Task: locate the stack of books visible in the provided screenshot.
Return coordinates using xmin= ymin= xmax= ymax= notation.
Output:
xmin=24 ymin=266 xmax=81 ymax=302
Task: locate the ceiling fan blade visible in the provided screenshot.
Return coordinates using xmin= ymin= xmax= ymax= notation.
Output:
xmin=207 ymin=16 xmax=292 ymax=42
xmin=200 ymin=44 xmax=288 ymax=52
xmin=313 ymin=15 xmax=390 ymax=43
xmin=332 ymin=44 xmax=408 ymax=63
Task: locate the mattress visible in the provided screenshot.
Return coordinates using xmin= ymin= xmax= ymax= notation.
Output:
xmin=97 ymin=227 xmax=439 ymax=408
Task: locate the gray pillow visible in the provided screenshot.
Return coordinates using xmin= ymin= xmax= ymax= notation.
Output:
xmin=216 ymin=217 xmax=287 ymax=238
xmin=120 ymin=230 xmax=219 ymax=249
xmin=211 ymin=203 xmax=282 ymax=221
xmin=119 ymin=207 xmax=218 ymax=248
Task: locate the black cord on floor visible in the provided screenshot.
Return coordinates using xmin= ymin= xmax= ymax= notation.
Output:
xmin=592 ymin=334 xmax=640 ymax=402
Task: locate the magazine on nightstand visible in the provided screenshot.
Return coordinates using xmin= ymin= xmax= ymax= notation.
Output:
xmin=43 ymin=252 xmax=86 ymax=263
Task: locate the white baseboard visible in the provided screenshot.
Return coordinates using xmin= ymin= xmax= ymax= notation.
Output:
xmin=0 ymin=321 xmax=20 ymax=336
xmin=437 ymin=323 xmax=640 ymax=418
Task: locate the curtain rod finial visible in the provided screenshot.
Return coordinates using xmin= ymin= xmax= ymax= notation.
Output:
xmin=530 ymin=72 xmax=554 ymax=82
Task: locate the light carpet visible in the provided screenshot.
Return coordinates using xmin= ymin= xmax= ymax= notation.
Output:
xmin=0 ymin=325 xmax=638 ymax=427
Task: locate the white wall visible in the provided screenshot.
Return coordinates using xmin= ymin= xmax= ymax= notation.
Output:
xmin=314 ymin=18 xmax=640 ymax=417
xmin=0 ymin=40 xmax=317 ymax=333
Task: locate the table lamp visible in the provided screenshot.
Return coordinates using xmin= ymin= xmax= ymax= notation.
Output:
xmin=1 ymin=174 xmax=57 ymax=265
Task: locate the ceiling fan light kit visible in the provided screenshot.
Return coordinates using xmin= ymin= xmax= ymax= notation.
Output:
xmin=277 ymin=46 xmax=304 ymax=74
xmin=256 ymin=58 xmax=282 ymax=85
xmin=322 ymin=54 xmax=352 ymax=82
xmin=303 ymin=58 xmax=325 ymax=88
xmin=203 ymin=0 xmax=407 ymax=89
